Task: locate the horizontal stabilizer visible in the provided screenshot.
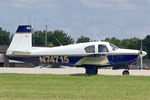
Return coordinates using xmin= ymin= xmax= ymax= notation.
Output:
xmin=12 ymin=51 xmax=31 ymax=55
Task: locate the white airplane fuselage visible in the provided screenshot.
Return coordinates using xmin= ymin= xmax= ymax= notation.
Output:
xmin=6 ymin=25 xmax=147 ymax=75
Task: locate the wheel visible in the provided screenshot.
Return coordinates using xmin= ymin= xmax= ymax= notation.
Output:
xmin=85 ymin=66 xmax=98 ymax=75
xmin=122 ymin=70 xmax=129 ymax=75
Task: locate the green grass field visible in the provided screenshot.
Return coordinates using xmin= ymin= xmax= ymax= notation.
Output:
xmin=0 ymin=74 xmax=150 ymax=100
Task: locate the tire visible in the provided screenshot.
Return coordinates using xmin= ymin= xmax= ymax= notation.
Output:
xmin=122 ymin=70 xmax=129 ymax=75
xmin=85 ymin=66 xmax=98 ymax=75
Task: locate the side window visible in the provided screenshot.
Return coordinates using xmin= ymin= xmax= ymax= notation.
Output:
xmin=84 ymin=45 xmax=95 ymax=53
xmin=98 ymin=45 xmax=108 ymax=52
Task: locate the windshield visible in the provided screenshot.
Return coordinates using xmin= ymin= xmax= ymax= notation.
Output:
xmin=110 ymin=43 xmax=119 ymax=51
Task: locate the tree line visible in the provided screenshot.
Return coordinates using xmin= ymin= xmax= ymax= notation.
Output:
xmin=0 ymin=27 xmax=150 ymax=58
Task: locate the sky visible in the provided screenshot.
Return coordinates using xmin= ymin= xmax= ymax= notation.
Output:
xmin=0 ymin=0 xmax=150 ymax=40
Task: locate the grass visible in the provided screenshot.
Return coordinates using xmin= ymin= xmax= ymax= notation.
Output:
xmin=0 ymin=74 xmax=150 ymax=100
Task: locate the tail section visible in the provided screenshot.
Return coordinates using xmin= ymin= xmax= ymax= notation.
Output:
xmin=7 ymin=25 xmax=32 ymax=56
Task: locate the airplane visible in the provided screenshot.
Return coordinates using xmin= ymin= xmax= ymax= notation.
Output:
xmin=6 ymin=25 xmax=147 ymax=75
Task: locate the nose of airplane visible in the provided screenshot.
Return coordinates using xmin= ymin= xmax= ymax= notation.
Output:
xmin=142 ymin=51 xmax=147 ymax=56
xmin=139 ymin=51 xmax=147 ymax=57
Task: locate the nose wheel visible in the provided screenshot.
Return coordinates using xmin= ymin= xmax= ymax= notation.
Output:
xmin=122 ymin=70 xmax=129 ymax=75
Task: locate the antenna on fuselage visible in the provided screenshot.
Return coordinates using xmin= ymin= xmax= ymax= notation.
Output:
xmin=54 ymin=37 xmax=62 ymax=46
xmin=92 ymin=33 xmax=101 ymax=42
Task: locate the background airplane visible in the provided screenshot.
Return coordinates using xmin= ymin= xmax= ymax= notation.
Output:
xmin=6 ymin=25 xmax=147 ymax=75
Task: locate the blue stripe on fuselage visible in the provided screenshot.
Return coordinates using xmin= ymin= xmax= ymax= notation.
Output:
xmin=7 ymin=56 xmax=84 ymax=66
xmin=107 ymin=55 xmax=138 ymax=65
xmin=7 ymin=54 xmax=139 ymax=67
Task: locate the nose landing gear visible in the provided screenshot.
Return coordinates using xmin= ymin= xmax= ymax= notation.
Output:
xmin=122 ymin=69 xmax=129 ymax=75
xmin=122 ymin=65 xmax=130 ymax=75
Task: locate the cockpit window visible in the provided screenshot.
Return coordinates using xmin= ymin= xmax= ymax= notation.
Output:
xmin=110 ymin=43 xmax=119 ymax=51
xmin=84 ymin=45 xmax=95 ymax=53
xmin=98 ymin=45 xmax=108 ymax=52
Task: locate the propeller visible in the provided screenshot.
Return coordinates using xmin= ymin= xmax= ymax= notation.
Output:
xmin=140 ymin=41 xmax=143 ymax=69
xmin=139 ymin=40 xmax=147 ymax=69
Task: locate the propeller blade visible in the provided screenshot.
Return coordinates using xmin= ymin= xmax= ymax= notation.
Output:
xmin=140 ymin=40 xmax=142 ymax=51
xmin=140 ymin=56 xmax=143 ymax=70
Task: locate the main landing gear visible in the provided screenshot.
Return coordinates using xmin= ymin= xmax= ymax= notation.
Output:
xmin=85 ymin=66 xmax=98 ymax=75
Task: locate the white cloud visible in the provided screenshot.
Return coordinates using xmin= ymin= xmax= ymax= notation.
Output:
xmin=80 ymin=0 xmax=147 ymax=11
xmin=0 ymin=0 xmax=150 ymax=40
xmin=0 ymin=0 xmax=59 ymax=10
